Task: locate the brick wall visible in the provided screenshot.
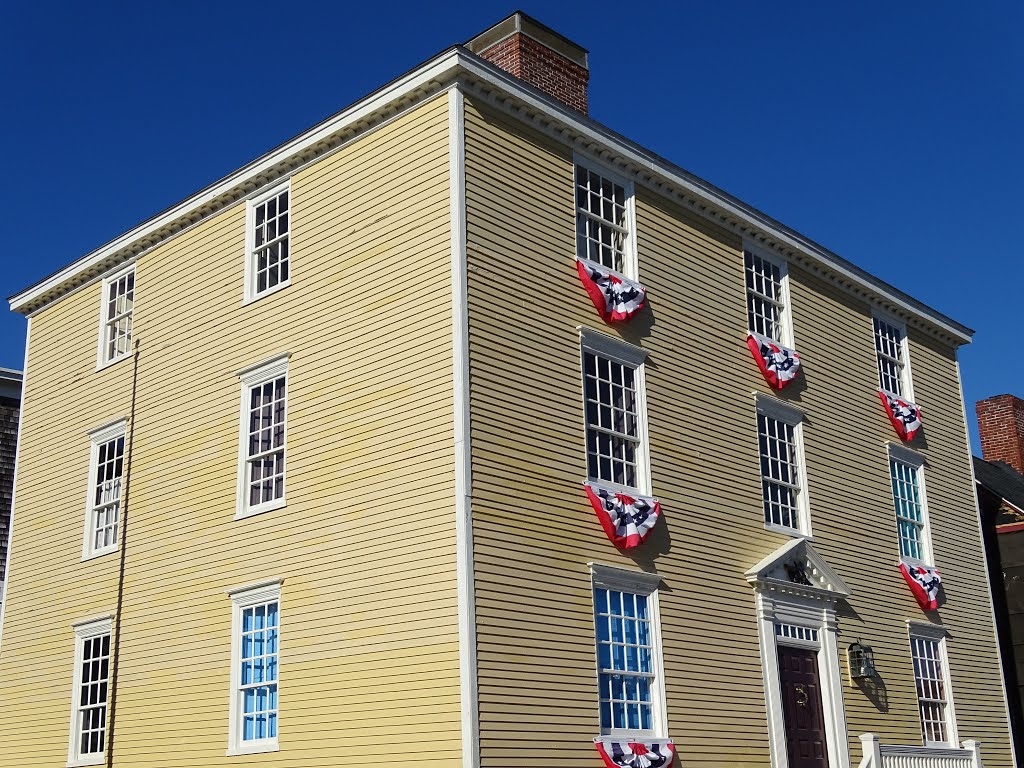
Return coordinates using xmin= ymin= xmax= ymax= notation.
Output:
xmin=977 ymin=394 xmax=1024 ymax=473
xmin=478 ymin=32 xmax=589 ymax=114
xmin=0 ymin=396 xmax=17 ymax=584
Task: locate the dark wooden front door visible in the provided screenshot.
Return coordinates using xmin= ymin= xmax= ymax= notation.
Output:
xmin=778 ymin=645 xmax=829 ymax=768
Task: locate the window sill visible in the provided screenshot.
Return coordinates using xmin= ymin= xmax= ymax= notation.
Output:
xmin=81 ymin=546 xmax=118 ymax=562
xmin=763 ymin=522 xmax=811 ymax=540
xmin=597 ymin=731 xmax=663 ymax=742
xmin=586 ymin=478 xmax=649 ymax=496
xmin=227 ymin=739 xmax=279 ymax=756
xmin=67 ymin=754 xmax=104 ymax=767
xmin=235 ymin=498 xmax=286 ymax=521
xmin=901 ymin=555 xmax=936 ymax=569
xmin=96 ymin=352 xmax=131 ymax=373
xmin=243 ymin=280 xmax=291 ymax=306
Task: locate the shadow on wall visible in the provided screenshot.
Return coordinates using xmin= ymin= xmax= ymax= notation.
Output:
xmin=854 ymin=673 xmax=890 ymax=714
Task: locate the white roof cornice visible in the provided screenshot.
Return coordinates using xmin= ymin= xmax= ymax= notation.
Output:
xmin=8 ymin=49 xmax=464 ymax=315
xmin=8 ymin=46 xmax=974 ymax=346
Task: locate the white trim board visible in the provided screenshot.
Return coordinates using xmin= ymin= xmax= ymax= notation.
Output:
xmin=449 ymin=87 xmax=479 ymax=768
xmin=9 ymin=52 xmax=465 ymax=315
xmin=747 ymin=540 xmax=852 ymax=768
xmin=9 ymin=50 xmax=971 ymax=348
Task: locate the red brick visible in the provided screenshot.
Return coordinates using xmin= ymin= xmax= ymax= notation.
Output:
xmin=977 ymin=395 xmax=1024 ymax=473
xmin=478 ymin=32 xmax=589 ymax=114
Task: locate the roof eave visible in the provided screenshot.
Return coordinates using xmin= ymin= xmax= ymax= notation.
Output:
xmin=9 ymin=47 xmax=975 ymax=346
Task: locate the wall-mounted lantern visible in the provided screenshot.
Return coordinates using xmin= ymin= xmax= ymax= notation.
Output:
xmin=848 ymin=640 xmax=876 ymax=680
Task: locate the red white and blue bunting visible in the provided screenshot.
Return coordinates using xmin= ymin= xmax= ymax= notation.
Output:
xmin=595 ymin=738 xmax=675 ymax=768
xmin=879 ymin=390 xmax=923 ymax=442
xmin=584 ymin=482 xmax=662 ymax=549
xmin=746 ymin=332 xmax=802 ymax=390
xmin=576 ymin=258 xmax=647 ymax=323
xmin=899 ymin=558 xmax=942 ymax=612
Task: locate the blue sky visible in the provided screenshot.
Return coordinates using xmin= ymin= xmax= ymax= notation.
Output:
xmin=1 ymin=1 xmax=1021 ymax=451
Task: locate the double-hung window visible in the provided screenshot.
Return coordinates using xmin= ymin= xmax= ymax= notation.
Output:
xmin=575 ymin=161 xmax=635 ymax=275
xmin=756 ymin=395 xmax=810 ymax=536
xmin=67 ymin=618 xmax=111 ymax=767
xmin=98 ymin=265 xmax=134 ymax=366
xmin=592 ymin=565 xmax=666 ymax=739
xmin=83 ymin=420 xmax=126 ymax=559
xmin=246 ymin=181 xmax=291 ymax=301
xmin=228 ymin=582 xmax=281 ymax=755
xmin=237 ymin=355 xmax=289 ymax=518
xmin=908 ymin=624 xmax=957 ymax=746
xmin=889 ymin=446 xmax=931 ymax=563
xmin=744 ymin=246 xmax=791 ymax=345
xmin=873 ymin=314 xmax=912 ymax=398
xmin=581 ymin=330 xmax=649 ymax=492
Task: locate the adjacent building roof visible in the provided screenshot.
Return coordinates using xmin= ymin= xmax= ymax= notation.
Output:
xmin=0 ymin=369 xmax=22 ymax=402
xmin=975 ymin=456 xmax=1024 ymax=523
xmin=6 ymin=32 xmax=975 ymax=346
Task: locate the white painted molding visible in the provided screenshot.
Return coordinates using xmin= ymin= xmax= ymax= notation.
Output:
xmin=589 ymin=562 xmax=662 ymax=594
xmin=10 ymin=52 xmax=464 ymax=315
xmin=226 ymin=578 xmax=284 ymax=599
xmin=449 ymin=85 xmax=480 ymax=768
xmin=755 ymin=392 xmax=806 ymax=424
xmin=749 ymin=542 xmax=852 ymax=768
xmin=9 ymin=48 xmax=972 ymax=349
xmin=578 ymin=326 xmax=647 ymax=366
xmin=454 ymin=54 xmax=972 ymax=346
xmin=237 ymin=352 xmax=291 ymax=383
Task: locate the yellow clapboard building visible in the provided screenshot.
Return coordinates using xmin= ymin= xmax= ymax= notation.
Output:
xmin=0 ymin=12 xmax=1014 ymax=768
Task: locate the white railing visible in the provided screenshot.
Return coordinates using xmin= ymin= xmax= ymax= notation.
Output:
xmin=858 ymin=734 xmax=983 ymax=768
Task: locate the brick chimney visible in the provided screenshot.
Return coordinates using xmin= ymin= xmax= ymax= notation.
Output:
xmin=466 ymin=12 xmax=589 ymax=114
xmin=977 ymin=394 xmax=1024 ymax=473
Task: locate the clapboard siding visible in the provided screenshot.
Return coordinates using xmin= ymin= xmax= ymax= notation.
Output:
xmin=464 ymin=96 xmax=1012 ymax=768
xmin=0 ymin=93 xmax=461 ymax=767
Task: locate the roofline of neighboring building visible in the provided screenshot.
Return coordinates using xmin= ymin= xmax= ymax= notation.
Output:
xmin=7 ymin=45 xmax=974 ymax=345
xmin=0 ymin=368 xmax=22 ymax=400
xmin=977 ymin=477 xmax=1024 ymax=518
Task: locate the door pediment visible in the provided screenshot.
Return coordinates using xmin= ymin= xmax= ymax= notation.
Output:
xmin=745 ymin=538 xmax=851 ymax=599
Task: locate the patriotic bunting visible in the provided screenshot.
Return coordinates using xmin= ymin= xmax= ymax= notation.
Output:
xmin=879 ymin=390 xmax=923 ymax=442
xmin=595 ymin=738 xmax=675 ymax=768
xmin=746 ymin=332 xmax=802 ymax=390
xmin=576 ymin=258 xmax=647 ymax=323
xmin=584 ymin=482 xmax=662 ymax=549
xmin=899 ymin=558 xmax=942 ymax=611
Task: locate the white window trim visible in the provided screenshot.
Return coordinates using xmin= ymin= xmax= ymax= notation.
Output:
xmin=756 ymin=393 xmax=812 ymax=538
xmin=66 ymin=616 xmax=113 ymax=768
xmin=744 ymin=239 xmax=795 ymax=348
xmin=579 ymin=328 xmax=652 ymax=495
xmin=872 ymin=309 xmax=915 ymax=402
xmin=589 ymin=563 xmax=668 ymax=740
xmin=81 ymin=419 xmax=127 ymax=561
xmin=907 ymin=620 xmax=959 ymax=747
xmin=227 ymin=580 xmax=282 ymax=756
xmin=244 ymin=180 xmax=292 ymax=304
xmin=573 ymin=154 xmax=639 ymax=281
xmin=95 ymin=262 xmax=135 ymax=371
xmin=887 ymin=443 xmax=935 ymax=567
xmin=753 ymin=581 xmax=851 ymax=768
xmin=236 ymin=354 xmax=290 ymax=519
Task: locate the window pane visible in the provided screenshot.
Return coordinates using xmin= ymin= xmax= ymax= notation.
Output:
xmin=251 ymin=188 xmax=291 ymax=296
xmin=576 ymin=165 xmax=628 ymax=272
xmin=758 ymin=413 xmax=801 ymax=530
xmin=594 ymin=586 xmax=655 ymax=734
xmin=583 ymin=351 xmax=641 ymax=489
